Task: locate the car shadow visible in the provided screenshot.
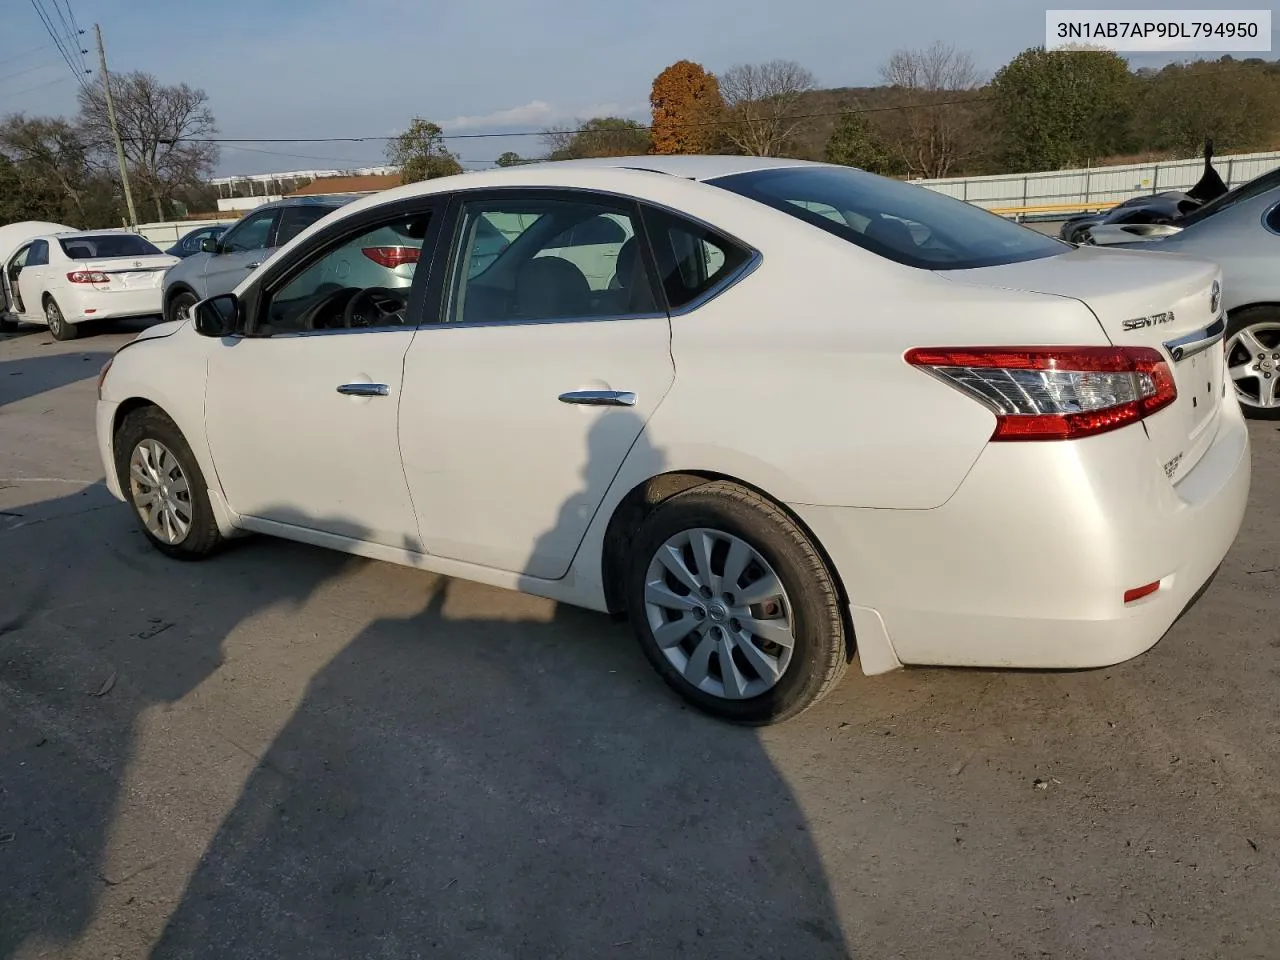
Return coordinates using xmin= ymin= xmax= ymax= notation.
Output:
xmin=144 ymin=411 xmax=851 ymax=958
xmin=0 ymin=351 xmax=113 ymax=409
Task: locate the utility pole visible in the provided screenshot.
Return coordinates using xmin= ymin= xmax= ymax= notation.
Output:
xmin=94 ymin=23 xmax=138 ymax=229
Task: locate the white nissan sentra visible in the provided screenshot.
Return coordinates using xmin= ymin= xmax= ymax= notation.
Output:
xmin=93 ymin=156 xmax=1250 ymax=724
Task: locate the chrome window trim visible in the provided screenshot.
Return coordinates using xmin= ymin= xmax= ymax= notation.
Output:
xmin=419 ymin=309 xmax=669 ymax=332
xmin=668 ymin=248 xmax=763 ymax=317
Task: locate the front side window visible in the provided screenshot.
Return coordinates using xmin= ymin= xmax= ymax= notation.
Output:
xmin=26 ymin=240 xmax=49 ymax=266
xmin=58 ymin=235 xmax=161 ymax=259
xmin=276 ymin=205 xmax=338 ymax=247
xmin=221 ymin=211 xmax=277 ymax=253
xmin=710 ymin=166 xmax=1066 ymax=270
xmin=446 ymin=196 xmax=658 ymax=324
xmin=642 ymin=207 xmax=749 ymax=309
xmin=257 ymin=210 xmax=433 ymax=335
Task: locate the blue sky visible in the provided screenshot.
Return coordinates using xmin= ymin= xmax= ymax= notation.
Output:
xmin=1 ymin=0 xmax=1274 ymax=176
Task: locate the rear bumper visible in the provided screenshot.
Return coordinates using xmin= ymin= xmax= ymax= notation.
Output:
xmin=63 ymin=287 xmax=163 ymax=323
xmin=794 ymin=397 xmax=1251 ymax=673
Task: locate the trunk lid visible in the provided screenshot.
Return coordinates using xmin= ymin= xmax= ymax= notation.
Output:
xmin=77 ymin=255 xmax=178 ymax=290
xmin=941 ymin=246 xmax=1225 ymax=483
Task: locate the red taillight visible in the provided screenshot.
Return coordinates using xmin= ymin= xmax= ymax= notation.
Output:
xmin=361 ymin=246 xmax=420 ymax=268
xmin=904 ymin=345 xmax=1177 ymax=442
xmin=67 ymin=270 xmax=109 ymax=284
xmin=1124 ymin=581 xmax=1161 ymax=604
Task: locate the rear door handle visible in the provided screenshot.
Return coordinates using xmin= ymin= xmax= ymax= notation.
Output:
xmin=337 ymin=382 xmax=389 ymax=397
xmin=558 ymin=390 xmax=636 ymax=406
xmin=246 ymin=262 xmax=261 ymax=270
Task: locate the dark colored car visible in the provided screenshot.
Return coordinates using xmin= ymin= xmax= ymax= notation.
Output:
xmin=165 ymin=224 xmax=230 ymax=259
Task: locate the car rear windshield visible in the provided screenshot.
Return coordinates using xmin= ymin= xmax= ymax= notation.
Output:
xmin=59 ymin=234 xmax=163 ymax=259
xmin=708 ymin=166 xmax=1066 ymax=270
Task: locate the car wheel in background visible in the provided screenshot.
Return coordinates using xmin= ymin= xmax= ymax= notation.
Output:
xmin=626 ymin=480 xmax=851 ymax=725
xmin=167 ymin=290 xmax=198 ymax=325
xmin=45 ymin=297 xmax=78 ymax=341
xmin=114 ymin=406 xmax=223 ymax=559
xmin=1225 ymin=306 xmax=1280 ymax=420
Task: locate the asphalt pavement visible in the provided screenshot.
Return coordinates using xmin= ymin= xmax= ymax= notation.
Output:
xmin=2 ymin=320 xmax=1278 ymax=960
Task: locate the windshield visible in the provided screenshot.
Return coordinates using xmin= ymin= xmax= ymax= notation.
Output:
xmin=709 ymin=166 xmax=1066 ymax=270
xmin=59 ymin=234 xmax=163 ymax=259
xmin=1179 ymin=167 xmax=1280 ymax=226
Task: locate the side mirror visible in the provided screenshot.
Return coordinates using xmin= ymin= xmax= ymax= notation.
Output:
xmin=192 ymin=294 xmax=239 ymax=337
xmin=200 ymin=237 xmax=220 ymax=254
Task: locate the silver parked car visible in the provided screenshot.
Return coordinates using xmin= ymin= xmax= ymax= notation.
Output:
xmin=160 ymin=196 xmax=354 ymax=323
xmin=1104 ymin=167 xmax=1280 ymax=418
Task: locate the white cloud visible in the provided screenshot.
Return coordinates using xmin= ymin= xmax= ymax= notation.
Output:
xmin=443 ymin=100 xmax=648 ymax=132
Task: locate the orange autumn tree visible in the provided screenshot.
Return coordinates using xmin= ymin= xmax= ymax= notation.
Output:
xmin=650 ymin=60 xmax=726 ymax=154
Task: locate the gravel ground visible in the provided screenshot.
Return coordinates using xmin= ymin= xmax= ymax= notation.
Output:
xmin=2 ymin=321 xmax=1278 ymax=960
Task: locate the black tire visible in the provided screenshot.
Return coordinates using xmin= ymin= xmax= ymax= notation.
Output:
xmin=166 ymin=289 xmax=198 ymax=325
xmin=45 ymin=296 xmax=79 ymax=341
xmin=114 ymin=406 xmax=223 ymax=559
xmin=1225 ymin=306 xmax=1280 ymax=421
xmin=625 ymin=480 xmax=850 ymax=725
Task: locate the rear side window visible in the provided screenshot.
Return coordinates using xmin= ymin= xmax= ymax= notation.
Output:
xmin=26 ymin=240 xmax=49 ymax=266
xmin=58 ymin=234 xmax=161 ymax=258
xmin=710 ymin=166 xmax=1065 ymax=270
xmin=641 ymin=207 xmax=751 ymax=309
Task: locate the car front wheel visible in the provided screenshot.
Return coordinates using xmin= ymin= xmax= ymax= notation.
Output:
xmin=1226 ymin=306 xmax=1280 ymax=420
xmin=167 ymin=290 xmax=198 ymax=325
xmin=626 ymin=480 xmax=850 ymax=725
xmin=115 ymin=407 xmax=223 ymax=559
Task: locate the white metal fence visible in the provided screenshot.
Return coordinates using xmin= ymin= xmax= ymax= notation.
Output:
xmin=915 ymin=150 xmax=1280 ymax=219
xmin=134 ymin=218 xmax=237 ymax=246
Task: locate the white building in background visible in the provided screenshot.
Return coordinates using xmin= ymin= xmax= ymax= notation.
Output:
xmin=210 ymin=166 xmax=400 ymax=212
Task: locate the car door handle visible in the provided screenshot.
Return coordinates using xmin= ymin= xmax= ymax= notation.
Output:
xmin=558 ymin=390 xmax=636 ymax=406
xmin=337 ymin=382 xmax=390 ymax=397
xmin=246 ymin=262 xmax=261 ymax=270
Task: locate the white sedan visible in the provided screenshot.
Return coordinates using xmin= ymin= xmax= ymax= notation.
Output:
xmin=93 ymin=157 xmax=1250 ymax=724
xmin=1 ymin=229 xmax=177 ymax=340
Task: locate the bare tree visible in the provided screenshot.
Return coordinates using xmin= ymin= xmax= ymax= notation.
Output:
xmin=0 ymin=114 xmax=91 ymax=219
xmin=719 ymin=59 xmax=816 ymax=156
xmin=879 ymin=43 xmax=983 ymax=178
xmin=78 ymin=72 xmax=219 ymax=221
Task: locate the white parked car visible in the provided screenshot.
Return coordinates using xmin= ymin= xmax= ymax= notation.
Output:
xmin=94 ymin=157 xmax=1250 ymax=724
xmin=1 ymin=228 xmax=177 ymax=340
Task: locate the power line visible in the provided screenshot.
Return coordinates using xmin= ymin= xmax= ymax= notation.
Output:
xmin=0 ymin=60 xmax=58 ymax=84
xmin=27 ymin=0 xmax=90 ymax=94
xmin=0 ymin=42 xmax=54 ymax=64
xmin=161 ymin=96 xmax=998 ymax=147
xmin=51 ymin=0 xmax=89 ymax=77
xmin=0 ymin=74 xmax=69 ymax=105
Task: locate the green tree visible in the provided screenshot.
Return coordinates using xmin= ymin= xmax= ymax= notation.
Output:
xmin=495 ymin=151 xmax=524 ymax=167
xmin=386 ymin=119 xmax=463 ymax=184
xmin=1134 ymin=59 xmax=1280 ymax=156
xmin=824 ymin=110 xmax=900 ymax=174
xmin=541 ymin=117 xmax=651 ymax=160
xmin=989 ymin=47 xmax=1134 ymax=171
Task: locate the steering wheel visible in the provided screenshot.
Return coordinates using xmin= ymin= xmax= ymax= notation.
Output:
xmin=344 ymin=286 xmax=409 ymax=328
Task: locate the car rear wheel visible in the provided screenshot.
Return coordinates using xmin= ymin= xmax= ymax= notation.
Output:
xmin=114 ymin=407 xmax=223 ymax=559
xmin=45 ymin=297 xmax=78 ymax=341
xmin=167 ymin=290 xmax=198 ymax=325
xmin=1226 ymin=307 xmax=1280 ymax=420
xmin=625 ymin=480 xmax=850 ymax=725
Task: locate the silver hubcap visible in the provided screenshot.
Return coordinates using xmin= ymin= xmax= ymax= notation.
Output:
xmin=128 ymin=439 xmax=192 ymax=544
xmin=46 ymin=303 xmax=61 ymax=329
xmin=643 ymin=527 xmax=795 ymax=701
xmin=175 ymin=297 xmax=194 ymax=322
xmin=1227 ymin=322 xmax=1280 ymax=409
